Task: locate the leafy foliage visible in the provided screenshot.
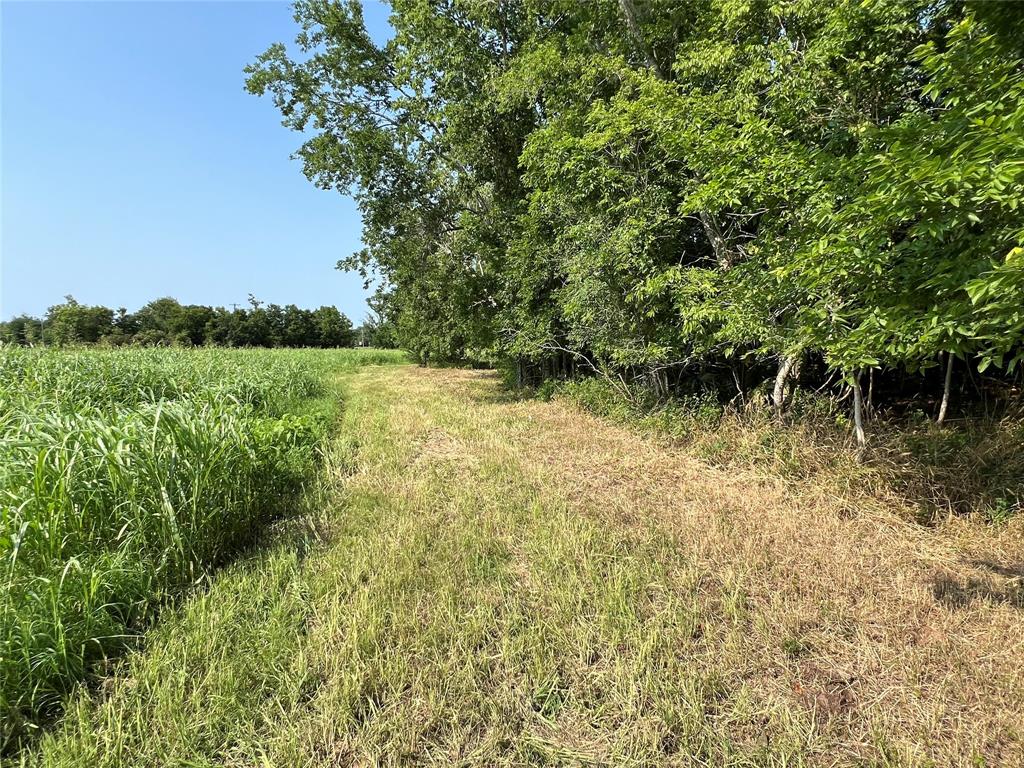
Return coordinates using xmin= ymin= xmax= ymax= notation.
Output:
xmin=248 ymin=0 xmax=1024 ymax=419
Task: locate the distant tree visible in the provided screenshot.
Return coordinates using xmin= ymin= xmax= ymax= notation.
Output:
xmin=134 ymin=298 xmax=185 ymax=345
xmin=312 ymin=306 xmax=354 ymax=347
xmin=3 ymin=296 xmax=356 ymax=349
xmin=99 ymin=308 xmax=135 ymax=347
xmin=283 ymin=305 xmax=317 ymax=347
xmin=46 ymin=296 xmax=113 ymax=345
xmin=264 ymin=303 xmax=287 ymax=347
xmin=22 ymin=317 xmax=45 ymax=345
xmin=357 ymin=306 xmax=396 ymax=349
xmin=113 ymin=307 xmax=140 ymax=336
xmin=239 ymin=295 xmax=271 ymax=346
xmin=131 ymin=299 xmax=215 ymax=346
xmin=178 ymin=305 xmax=215 ymax=346
xmin=204 ymin=307 xmax=246 ymax=347
xmin=1 ymin=315 xmax=44 ymax=346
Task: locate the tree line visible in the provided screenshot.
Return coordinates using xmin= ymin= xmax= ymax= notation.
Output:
xmin=0 ymin=295 xmax=395 ymax=349
xmin=248 ymin=0 xmax=1024 ymax=440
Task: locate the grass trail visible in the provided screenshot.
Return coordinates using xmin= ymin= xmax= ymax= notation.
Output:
xmin=19 ymin=365 xmax=1024 ymax=767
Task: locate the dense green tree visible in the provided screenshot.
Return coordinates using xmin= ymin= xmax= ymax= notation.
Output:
xmin=204 ymin=308 xmax=248 ymax=347
xmin=45 ymin=297 xmax=114 ymax=345
xmin=249 ymin=0 xmax=1024 ymax=434
xmin=246 ymin=0 xmax=537 ymax=363
xmin=312 ymin=305 xmax=355 ymax=347
xmin=132 ymin=298 xmax=216 ymax=346
xmin=787 ymin=12 xmax=1024 ymax=379
xmin=0 ymin=316 xmax=44 ymax=346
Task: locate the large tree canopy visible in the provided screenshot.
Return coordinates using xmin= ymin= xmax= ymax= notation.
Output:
xmin=247 ymin=0 xmax=1024 ymax=418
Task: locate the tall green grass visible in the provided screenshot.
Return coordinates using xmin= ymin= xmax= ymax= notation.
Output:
xmin=0 ymin=346 xmax=405 ymax=749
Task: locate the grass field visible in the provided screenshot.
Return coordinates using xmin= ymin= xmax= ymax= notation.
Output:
xmin=0 ymin=347 xmax=405 ymax=748
xmin=4 ymin=353 xmax=1024 ymax=766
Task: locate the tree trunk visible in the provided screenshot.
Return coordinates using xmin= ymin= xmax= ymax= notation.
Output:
xmin=937 ymin=352 xmax=954 ymax=425
xmin=866 ymin=367 xmax=875 ymax=420
xmin=773 ymin=355 xmax=797 ymax=420
xmin=617 ymin=0 xmax=668 ymax=80
xmin=731 ymin=364 xmax=745 ymax=405
xmin=852 ymin=372 xmax=866 ymax=452
xmin=698 ymin=210 xmax=733 ymax=270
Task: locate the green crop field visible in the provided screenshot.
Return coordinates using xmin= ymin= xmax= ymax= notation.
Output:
xmin=0 ymin=347 xmax=405 ymax=747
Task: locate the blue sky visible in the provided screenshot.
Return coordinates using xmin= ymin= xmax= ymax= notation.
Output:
xmin=1 ymin=0 xmax=391 ymax=322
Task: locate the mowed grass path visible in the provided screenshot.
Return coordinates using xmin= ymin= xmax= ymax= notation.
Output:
xmin=21 ymin=365 xmax=1024 ymax=767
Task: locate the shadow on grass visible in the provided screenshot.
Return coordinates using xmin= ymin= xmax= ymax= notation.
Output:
xmin=931 ymin=571 xmax=1024 ymax=610
xmin=1 ymin=488 xmax=329 ymax=758
xmin=479 ymin=373 xmax=1024 ymax=526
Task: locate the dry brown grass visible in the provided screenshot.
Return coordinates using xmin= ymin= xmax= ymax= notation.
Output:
xmin=422 ymin=367 xmax=1024 ymax=766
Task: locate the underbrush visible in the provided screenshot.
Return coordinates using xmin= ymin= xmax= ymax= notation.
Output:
xmin=0 ymin=347 xmax=403 ymax=750
xmin=540 ymin=376 xmax=1024 ymax=524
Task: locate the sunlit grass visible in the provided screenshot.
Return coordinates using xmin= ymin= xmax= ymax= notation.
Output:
xmin=9 ymin=359 xmax=1022 ymax=766
xmin=0 ymin=346 xmax=406 ymax=748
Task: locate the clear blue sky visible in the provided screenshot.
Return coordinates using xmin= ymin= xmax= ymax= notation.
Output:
xmin=1 ymin=0 xmax=391 ymax=322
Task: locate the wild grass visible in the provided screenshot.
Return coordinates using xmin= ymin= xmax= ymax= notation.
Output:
xmin=0 ymin=346 xmax=406 ymax=749
xmin=15 ymin=365 xmax=1023 ymax=767
xmin=545 ymin=376 xmax=1024 ymax=524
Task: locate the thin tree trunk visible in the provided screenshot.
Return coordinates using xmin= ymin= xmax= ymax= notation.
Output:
xmin=852 ymin=372 xmax=866 ymax=452
xmin=773 ymin=355 xmax=797 ymax=420
xmin=937 ymin=352 xmax=954 ymax=425
xmin=866 ymin=367 xmax=875 ymax=420
xmin=617 ymin=0 xmax=668 ymax=80
xmin=698 ymin=210 xmax=733 ymax=270
xmin=731 ymin=364 xmax=745 ymax=405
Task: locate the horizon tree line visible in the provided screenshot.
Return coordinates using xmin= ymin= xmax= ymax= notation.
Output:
xmin=0 ymin=295 xmax=396 ymax=349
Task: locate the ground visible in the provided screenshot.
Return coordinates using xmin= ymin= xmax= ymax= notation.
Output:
xmin=23 ymin=364 xmax=1024 ymax=767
